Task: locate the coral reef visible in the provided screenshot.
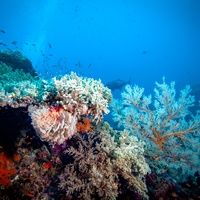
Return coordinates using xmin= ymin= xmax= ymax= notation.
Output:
xmin=28 ymin=105 xmax=77 ymax=145
xmin=111 ymin=78 xmax=200 ymax=181
xmin=0 ymin=152 xmax=18 ymax=189
xmin=52 ymin=72 xmax=112 ymax=122
xmin=0 ymin=61 xmax=38 ymax=107
xmin=0 ymin=50 xmax=37 ymax=76
xmin=0 ymin=110 xmax=150 ymax=199
xmin=76 ymin=117 xmax=92 ymax=133
xmin=0 ymin=62 xmax=112 ymax=146
xmin=26 ymin=72 xmax=112 ymax=146
xmin=59 ymin=122 xmax=150 ymax=200
xmin=2 ymin=51 xmax=199 ymax=199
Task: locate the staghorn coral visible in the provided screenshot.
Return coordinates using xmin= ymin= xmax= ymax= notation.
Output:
xmin=59 ymin=122 xmax=150 ymax=200
xmin=28 ymin=105 xmax=77 ymax=146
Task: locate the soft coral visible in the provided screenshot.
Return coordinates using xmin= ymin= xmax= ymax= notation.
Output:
xmin=76 ymin=117 xmax=92 ymax=134
xmin=0 ymin=153 xmax=16 ymax=188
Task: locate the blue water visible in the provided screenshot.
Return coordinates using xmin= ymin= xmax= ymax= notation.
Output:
xmin=0 ymin=0 xmax=200 ymax=96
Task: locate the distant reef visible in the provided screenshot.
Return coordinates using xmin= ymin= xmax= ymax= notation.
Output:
xmin=0 ymin=50 xmax=37 ymax=77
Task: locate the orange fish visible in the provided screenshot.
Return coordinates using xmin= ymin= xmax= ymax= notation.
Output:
xmin=42 ymin=162 xmax=52 ymax=169
xmin=171 ymin=192 xmax=178 ymax=197
xmin=26 ymin=193 xmax=34 ymax=197
xmin=153 ymin=155 xmax=160 ymax=161
xmin=161 ymin=168 xmax=168 ymax=174
xmin=13 ymin=155 xmax=20 ymax=161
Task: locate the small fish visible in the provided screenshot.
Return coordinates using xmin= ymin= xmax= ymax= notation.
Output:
xmin=161 ymin=168 xmax=168 ymax=174
xmin=142 ymin=50 xmax=147 ymax=54
xmin=153 ymin=155 xmax=160 ymax=161
xmin=171 ymin=192 xmax=178 ymax=197
xmin=11 ymin=41 xmax=17 ymax=45
xmin=26 ymin=193 xmax=34 ymax=198
xmin=42 ymin=161 xmax=52 ymax=169
xmin=175 ymin=122 xmax=180 ymax=127
xmin=27 ymin=177 xmax=35 ymax=181
xmin=185 ymin=183 xmax=191 ymax=188
xmin=9 ymin=93 xmax=17 ymax=98
xmin=48 ymin=42 xmax=52 ymax=48
xmin=75 ymin=60 xmax=81 ymax=67
xmin=0 ymin=30 xmax=5 ymax=33
xmin=32 ymin=43 xmax=36 ymax=46
xmin=13 ymin=155 xmax=20 ymax=161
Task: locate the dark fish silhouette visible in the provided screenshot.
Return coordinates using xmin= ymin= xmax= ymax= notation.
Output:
xmin=106 ymin=78 xmax=131 ymax=91
xmin=48 ymin=42 xmax=52 ymax=48
xmin=11 ymin=41 xmax=17 ymax=45
xmin=0 ymin=42 xmax=7 ymax=47
xmin=0 ymin=30 xmax=5 ymax=33
xmin=195 ymin=171 xmax=200 ymax=186
xmin=142 ymin=50 xmax=147 ymax=54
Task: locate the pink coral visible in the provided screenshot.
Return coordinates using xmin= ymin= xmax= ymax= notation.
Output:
xmin=28 ymin=105 xmax=77 ymax=145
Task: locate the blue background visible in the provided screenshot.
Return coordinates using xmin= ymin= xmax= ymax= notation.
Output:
xmin=0 ymin=0 xmax=200 ymax=96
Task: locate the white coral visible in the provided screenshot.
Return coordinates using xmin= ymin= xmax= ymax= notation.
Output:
xmin=28 ymin=105 xmax=77 ymax=145
xmin=52 ymin=72 xmax=112 ymax=123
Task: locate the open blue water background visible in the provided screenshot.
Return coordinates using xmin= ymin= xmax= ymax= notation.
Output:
xmin=0 ymin=0 xmax=200 ymax=97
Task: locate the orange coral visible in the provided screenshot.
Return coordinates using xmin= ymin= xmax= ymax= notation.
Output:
xmin=76 ymin=117 xmax=92 ymax=134
xmin=0 ymin=153 xmax=16 ymax=188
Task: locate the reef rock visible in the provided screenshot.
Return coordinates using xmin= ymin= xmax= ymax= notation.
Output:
xmin=0 ymin=50 xmax=37 ymax=76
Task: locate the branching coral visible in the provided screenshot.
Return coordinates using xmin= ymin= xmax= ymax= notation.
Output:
xmin=26 ymin=72 xmax=112 ymax=146
xmin=111 ymin=78 xmax=200 ymax=151
xmin=0 ymin=65 xmax=112 ymax=124
xmin=59 ymin=122 xmax=150 ymax=199
xmin=111 ymin=78 xmax=200 ymax=181
xmin=0 ymin=65 xmax=112 ymax=147
xmin=52 ymin=72 xmax=112 ymax=123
